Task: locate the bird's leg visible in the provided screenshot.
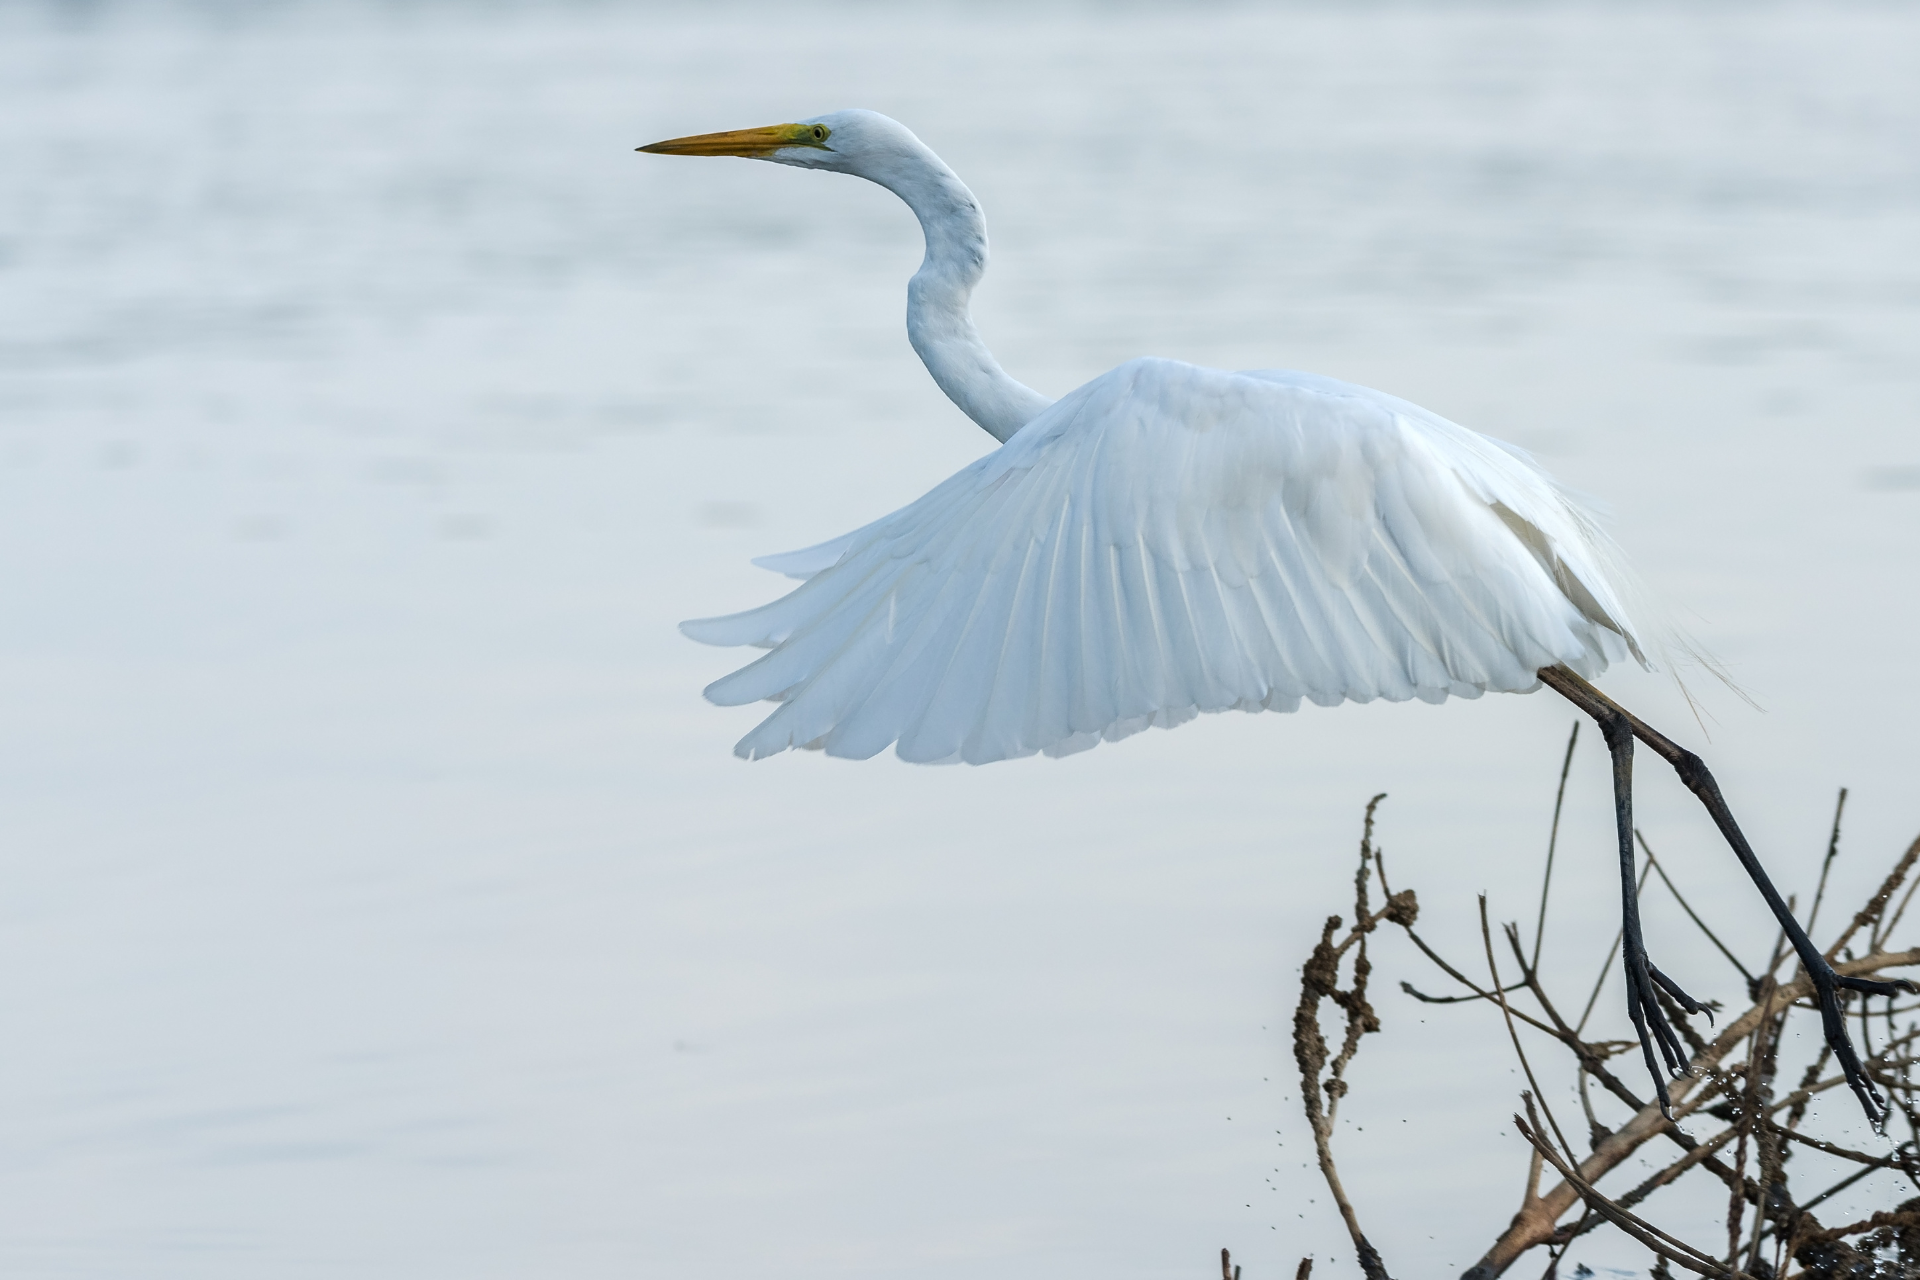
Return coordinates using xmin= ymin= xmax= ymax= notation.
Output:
xmin=1544 ymin=671 xmax=1701 ymax=1118
xmin=1540 ymin=665 xmax=1909 ymax=1129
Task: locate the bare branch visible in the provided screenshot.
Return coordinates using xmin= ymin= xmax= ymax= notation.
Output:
xmin=1291 ymin=796 xmax=1395 ymax=1280
xmin=1800 ymin=1147 xmax=1915 ymax=1211
xmin=1481 ymin=900 xmax=1577 ymax=1161
xmin=1802 ymin=787 xmax=1847 ymax=940
xmin=1637 ymin=828 xmax=1755 ymax=985
xmin=1532 ymin=721 xmax=1581 ymax=970
xmin=1825 ymin=834 xmax=1920 ymax=962
xmin=1402 ymin=979 xmax=1528 ymax=1005
xmin=1513 ymin=1102 xmax=1758 ymax=1279
xmin=1775 ymin=1123 xmax=1916 ymax=1170
xmin=1875 ymin=871 xmax=1920 ymax=953
xmin=1469 ymin=949 xmax=1920 ymax=1276
xmin=1302 ymin=790 xmax=1920 ymax=1278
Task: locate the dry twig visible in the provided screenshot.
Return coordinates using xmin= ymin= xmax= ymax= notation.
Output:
xmin=1287 ymin=752 xmax=1920 ymax=1279
xmin=1291 ymin=794 xmax=1409 ymax=1280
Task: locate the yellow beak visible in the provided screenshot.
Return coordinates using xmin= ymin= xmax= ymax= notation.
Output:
xmin=637 ymin=122 xmax=826 ymax=157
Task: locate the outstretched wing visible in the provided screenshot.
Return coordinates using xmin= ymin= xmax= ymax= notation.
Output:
xmin=683 ymin=358 xmax=1645 ymax=764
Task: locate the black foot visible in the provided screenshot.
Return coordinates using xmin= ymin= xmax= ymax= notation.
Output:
xmin=1650 ymin=964 xmax=1712 ymax=1022
xmin=1811 ymin=962 xmax=1909 ymax=1129
xmin=1624 ymin=947 xmax=1706 ymax=1120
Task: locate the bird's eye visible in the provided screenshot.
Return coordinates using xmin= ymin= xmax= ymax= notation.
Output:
xmin=810 ymin=124 xmax=830 ymax=144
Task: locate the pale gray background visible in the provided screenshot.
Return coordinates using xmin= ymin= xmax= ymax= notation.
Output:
xmin=2 ymin=2 xmax=1918 ymax=1276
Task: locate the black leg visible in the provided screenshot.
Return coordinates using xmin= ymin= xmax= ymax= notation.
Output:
xmin=1541 ymin=665 xmax=1908 ymax=1129
xmin=1556 ymin=676 xmax=1707 ymax=1118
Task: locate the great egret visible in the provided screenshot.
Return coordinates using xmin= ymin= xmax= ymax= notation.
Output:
xmin=641 ymin=110 xmax=1904 ymax=1124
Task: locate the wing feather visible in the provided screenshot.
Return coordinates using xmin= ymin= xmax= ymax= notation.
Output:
xmin=684 ymin=358 xmax=1654 ymax=763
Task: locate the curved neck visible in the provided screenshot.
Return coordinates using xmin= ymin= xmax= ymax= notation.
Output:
xmin=863 ymin=152 xmax=1052 ymax=443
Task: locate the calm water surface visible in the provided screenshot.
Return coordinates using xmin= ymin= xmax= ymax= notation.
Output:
xmin=2 ymin=3 xmax=1918 ymax=1276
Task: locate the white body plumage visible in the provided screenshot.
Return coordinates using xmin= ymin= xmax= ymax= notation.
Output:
xmin=650 ymin=111 xmax=1652 ymax=765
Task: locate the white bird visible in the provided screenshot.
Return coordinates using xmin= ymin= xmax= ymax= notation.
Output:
xmin=640 ymin=109 xmax=1904 ymax=1124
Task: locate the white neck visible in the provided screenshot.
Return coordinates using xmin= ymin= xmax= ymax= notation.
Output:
xmin=862 ymin=149 xmax=1053 ymax=443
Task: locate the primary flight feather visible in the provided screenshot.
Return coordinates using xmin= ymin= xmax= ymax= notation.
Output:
xmin=687 ymin=358 xmax=1643 ymax=765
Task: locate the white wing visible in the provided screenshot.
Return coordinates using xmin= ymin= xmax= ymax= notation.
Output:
xmin=683 ymin=358 xmax=1647 ymax=765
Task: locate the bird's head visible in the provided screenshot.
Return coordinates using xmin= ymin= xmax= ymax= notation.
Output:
xmin=637 ymin=109 xmax=925 ymax=179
